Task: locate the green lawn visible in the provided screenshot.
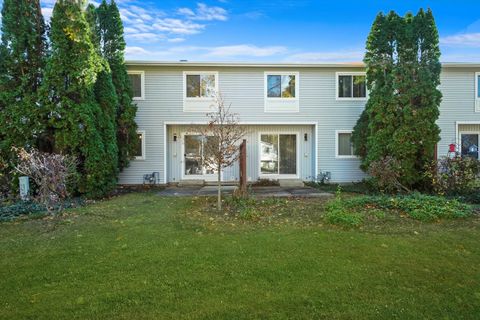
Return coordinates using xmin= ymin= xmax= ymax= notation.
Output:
xmin=1 ymin=193 xmax=480 ymax=319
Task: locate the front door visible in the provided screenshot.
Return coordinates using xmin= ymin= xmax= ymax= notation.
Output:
xmin=183 ymin=135 xmax=216 ymax=179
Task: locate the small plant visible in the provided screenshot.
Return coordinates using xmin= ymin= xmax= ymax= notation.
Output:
xmin=325 ymin=186 xmax=364 ymax=227
xmin=13 ymin=147 xmax=78 ymax=214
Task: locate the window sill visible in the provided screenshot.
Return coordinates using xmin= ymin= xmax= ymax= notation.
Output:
xmin=335 ymin=97 xmax=367 ymax=101
xmin=134 ymin=157 xmax=146 ymax=161
xmin=335 ymin=155 xmax=359 ymax=159
xmin=132 ymin=97 xmax=145 ymax=101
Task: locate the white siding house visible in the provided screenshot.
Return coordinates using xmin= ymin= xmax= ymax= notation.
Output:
xmin=119 ymin=61 xmax=480 ymax=185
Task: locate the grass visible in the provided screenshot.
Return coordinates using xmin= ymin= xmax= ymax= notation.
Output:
xmin=1 ymin=193 xmax=480 ymax=319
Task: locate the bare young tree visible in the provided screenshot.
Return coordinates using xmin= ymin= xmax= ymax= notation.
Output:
xmin=13 ymin=147 xmax=77 ymax=214
xmin=194 ymin=93 xmax=246 ymax=211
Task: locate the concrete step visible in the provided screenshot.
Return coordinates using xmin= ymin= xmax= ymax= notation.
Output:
xmin=178 ymin=180 xmax=205 ymax=187
xmin=278 ymin=179 xmax=304 ymax=188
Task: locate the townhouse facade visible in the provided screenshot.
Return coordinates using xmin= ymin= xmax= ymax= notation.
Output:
xmin=120 ymin=61 xmax=480 ymax=185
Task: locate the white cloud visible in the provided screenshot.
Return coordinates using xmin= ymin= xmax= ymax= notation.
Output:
xmin=177 ymin=3 xmax=228 ymax=21
xmin=168 ymin=37 xmax=186 ymax=43
xmin=441 ymin=33 xmax=480 ymax=47
xmin=153 ymin=18 xmax=205 ymax=35
xmin=125 ymin=44 xmax=289 ymax=60
xmin=286 ymin=50 xmax=364 ymax=62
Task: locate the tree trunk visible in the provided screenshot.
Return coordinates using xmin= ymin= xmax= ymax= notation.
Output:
xmin=217 ymin=165 xmax=222 ymax=211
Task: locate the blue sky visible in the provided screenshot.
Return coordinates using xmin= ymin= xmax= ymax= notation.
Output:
xmin=11 ymin=0 xmax=480 ymax=61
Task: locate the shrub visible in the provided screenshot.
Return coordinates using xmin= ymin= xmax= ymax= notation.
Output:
xmin=0 ymin=198 xmax=85 ymax=222
xmin=340 ymin=193 xmax=472 ymax=222
xmin=368 ymin=156 xmax=410 ymax=193
xmin=13 ymin=148 xmax=78 ymax=214
xmin=426 ymin=156 xmax=480 ymax=196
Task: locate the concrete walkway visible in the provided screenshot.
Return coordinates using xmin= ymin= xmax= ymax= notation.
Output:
xmin=158 ymin=185 xmax=332 ymax=198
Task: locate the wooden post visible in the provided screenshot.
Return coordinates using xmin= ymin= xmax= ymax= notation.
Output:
xmin=239 ymin=139 xmax=247 ymax=194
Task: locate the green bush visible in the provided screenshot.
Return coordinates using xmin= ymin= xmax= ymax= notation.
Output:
xmin=324 ymin=186 xmax=472 ymax=226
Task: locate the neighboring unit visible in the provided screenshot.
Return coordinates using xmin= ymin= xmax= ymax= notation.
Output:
xmin=121 ymin=61 xmax=480 ymax=185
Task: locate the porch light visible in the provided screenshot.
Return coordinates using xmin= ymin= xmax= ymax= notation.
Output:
xmin=173 ymin=134 xmax=177 ymax=142
xmin=304 ymin=133 xmax=308 ymax=141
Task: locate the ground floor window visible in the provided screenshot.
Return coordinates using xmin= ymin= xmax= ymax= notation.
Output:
xmin=184 ymin=135 xmax=216 ymax=176
xmin=460 ymin=133 xmax=479 ymax=159
xmin=135 ymin=131 xmax=145 ymax=160
xmin=260 ymin=134 xmax=297 ymax=175
xmin=336 ymin=130 xmax=355 ymax=158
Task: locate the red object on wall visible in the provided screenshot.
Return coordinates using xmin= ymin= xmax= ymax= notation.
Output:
xmin=449 ymin=144 xmax=456 ymax=153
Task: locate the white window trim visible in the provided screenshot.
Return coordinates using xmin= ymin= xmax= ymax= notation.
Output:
xmin=258 ymin=132 xmax=300 ymax=179
xmin=183 ymin=71 xmax=219 ymax=101
xmin=128 ymin=70 xmax=145 ymax=100
xmin=264 ymin=72 xmax=300 ymax=113
xmin=475 ymin=72 xmax=480 ymax=112
xmin=335 ymin=130 xmax=357 ymax=159
xmin=335 ymin=72 xmax=367 ymax=101
xmin=459 ymin=130 xmax=480 ymax=160
xmin=135 ymin=130 xmax=146 ymax=160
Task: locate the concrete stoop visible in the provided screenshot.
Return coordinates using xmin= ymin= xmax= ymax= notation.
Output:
xmin=177 ymin=180 xmax=205 ymax=187
xmin=278 ymin=179 xmax=304 ymax=188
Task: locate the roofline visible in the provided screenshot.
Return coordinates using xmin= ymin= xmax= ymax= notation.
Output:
xmin=125 ymin=60 xmax=480 ymax=68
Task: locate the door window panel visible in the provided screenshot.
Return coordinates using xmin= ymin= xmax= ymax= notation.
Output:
xmin=461 ymin=134 xmax=479 ymax=159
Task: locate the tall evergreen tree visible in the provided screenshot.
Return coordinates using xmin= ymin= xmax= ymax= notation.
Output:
xmin=353 ymin=11 xmax=398 ymax=169
xmin=86 ymin=3 xmax=119 ymax=195
xmin=352 ymin=9 xmax=441 ymax=189
xmin=97 ymin=0 xmax=138 ymax=171
xmin=0 ymin=0 xmax=47 ymax=170
xmin=41 ymin=0 xmax=114 ymax=197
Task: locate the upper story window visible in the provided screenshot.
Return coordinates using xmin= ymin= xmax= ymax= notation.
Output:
xmin=127 ymin=71 xmax=145 ymax=100
xmin=264 ymin=72 xmax=299 ymax=113
xmin=184 ymin=72 xmax=218 ymax=99
xmin=267 ymin=75 xmax=296 ymax=98
xmin=183 ymin=71 xmax=218 ymax=112
xmin=336 ymin=72 xmax=366 ymax=100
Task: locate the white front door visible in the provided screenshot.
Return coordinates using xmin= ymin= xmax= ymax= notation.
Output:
xmin=183 ymin=134 xmax=217 ymax=180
